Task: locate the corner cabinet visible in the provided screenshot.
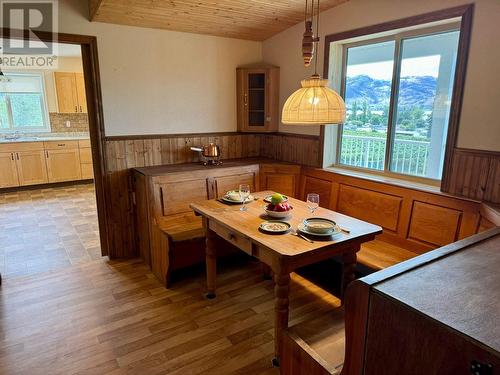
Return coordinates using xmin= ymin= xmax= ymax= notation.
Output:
xmin=237 ymin=65 xmax=279 ymax=133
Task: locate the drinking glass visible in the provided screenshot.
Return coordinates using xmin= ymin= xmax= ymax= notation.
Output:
xmin=239 ymin=184 xmax=251 ymax=211
xmin=306 ymin=193 xmax=319 ymax=215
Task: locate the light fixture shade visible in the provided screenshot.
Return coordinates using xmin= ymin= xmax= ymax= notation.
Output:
xmin=282 ymin=75 xmax=346 ymax=125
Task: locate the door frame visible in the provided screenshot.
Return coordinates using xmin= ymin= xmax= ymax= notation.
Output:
xmin=0 ymin=28 xmax=110 ymax=256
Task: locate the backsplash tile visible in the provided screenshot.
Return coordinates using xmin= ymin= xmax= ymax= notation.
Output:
xmin=49 ymin=113 xmax=89 ymax=133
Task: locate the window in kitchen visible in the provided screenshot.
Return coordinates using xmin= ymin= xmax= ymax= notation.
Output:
xmin=0 ymin=73 xmax=50 ymax=133
xmin=337 ymin=25 xmax=461 ymax=181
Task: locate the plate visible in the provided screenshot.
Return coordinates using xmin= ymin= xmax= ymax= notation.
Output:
xmin=222 ymin=191 xmax=254 ymax=204
xmin=259 ymin=221 xmax=291 ymax=234
xmin=264 ymin=194 xmax=289 ymax=203
xmin=297 ymin=222 xmax=341 ymax=237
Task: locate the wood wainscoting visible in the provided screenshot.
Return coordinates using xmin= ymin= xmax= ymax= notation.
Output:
xmin=260 ymin=133 xmax=321 ymax=167
xmin=300 ymin=168 xmax=482 ymax=254
xmin=103 ymin=132 xmax=319 ymax=258
xmin=445 ymin=148 xmax=500 ymax=203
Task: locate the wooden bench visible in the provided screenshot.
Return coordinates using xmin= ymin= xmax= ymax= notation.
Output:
xmin=148 ymin=165 xmax=260 ymax=287
xmin=357 ymin=239 xmax=418 ymax=270
xmin=281 ymin=308 xmax=346 ymax=375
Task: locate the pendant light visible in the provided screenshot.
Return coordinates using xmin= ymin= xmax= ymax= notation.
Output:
xmin=282 ymin=0 xmax=346 ymax=125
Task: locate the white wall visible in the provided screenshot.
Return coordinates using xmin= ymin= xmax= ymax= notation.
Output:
xmin=55 ymin=0 xmax=262 ymax=136
xmin=263 ymin=0 xmax=500 ymax=152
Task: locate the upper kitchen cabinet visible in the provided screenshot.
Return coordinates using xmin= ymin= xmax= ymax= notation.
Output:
xmin=236 ymin=65 xmax=279 ymax=133
xmin=54 ymin=72 xmax=88 ymax=114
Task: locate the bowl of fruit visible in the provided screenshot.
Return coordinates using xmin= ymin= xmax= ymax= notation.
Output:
xmin=264 ymin=193 xmax=293 ymax=218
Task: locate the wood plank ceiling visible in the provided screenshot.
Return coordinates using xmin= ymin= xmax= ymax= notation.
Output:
xmin=89 ymin=0 xmax=348 ymax=41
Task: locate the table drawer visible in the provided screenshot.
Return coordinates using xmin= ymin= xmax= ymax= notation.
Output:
xmin=209 ymin=220 xmax=252 ymax=256
xmin=44 ymin=140 xmax=80 ymax=150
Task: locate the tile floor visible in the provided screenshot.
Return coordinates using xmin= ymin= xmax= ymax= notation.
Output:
xmin=0 ymin=183 xmax=103 ymax=278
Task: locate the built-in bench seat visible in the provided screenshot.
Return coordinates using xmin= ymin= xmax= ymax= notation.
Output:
xmin=357 ymin=239 xmax=418 ymax=270
xmin=281 ymin=308 xmax=346 ymax=375
xmin=157 ymin=214 xmax=204 ymax=243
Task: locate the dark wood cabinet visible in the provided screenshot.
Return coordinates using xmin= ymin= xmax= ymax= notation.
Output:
xmin=237 ymin=65 xmax=279 ymax=133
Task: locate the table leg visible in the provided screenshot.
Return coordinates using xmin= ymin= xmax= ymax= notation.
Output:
xmin=205 ymin=228 xmax=217 ymax=299
xmin=273 ymin=270 xmax=290 ymax=366
xmin=341 ymin=247 xmax=358 ymax=302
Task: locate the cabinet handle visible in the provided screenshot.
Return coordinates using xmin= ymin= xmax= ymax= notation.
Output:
xmin=16 ymin=153 xmax=19 ymax=160
xmin=244 ymin=94 xmax=248 ymax=106
xmin=45 ymin=151 xmax=49 ymax=158
xmin=80 ymin=106 xmax=83 ymax=113
xmin=75 ymin=105 xmax=78 ymax=112
xmin=57 ymin=144 xmax=65 ymax=147
xmin=11 ymin=153 xmax=14 ymax=161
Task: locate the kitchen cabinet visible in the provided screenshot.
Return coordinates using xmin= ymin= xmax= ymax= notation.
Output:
xmin=78 ymin=140 xmax=93 ymax=179
xmin=54 ymin=72 xmax=87 ymax=114
xmin=0 ymin=139 xmax=92 ymax=189
xmin=75 ymin=73 xmax=88 ymax=114
xmin=237 ymin=65 xmax=279 ymax=133
xmin=44 ymin=141 xmax=82 ymax=183
xmin=16 ymin=150 xmax=48 ymax=186
xmin=0 ymin=152 xmax=19 ymax=188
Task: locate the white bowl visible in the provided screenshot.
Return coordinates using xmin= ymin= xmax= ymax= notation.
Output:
xmin=265 ymin=206 xmax=293 ymax=218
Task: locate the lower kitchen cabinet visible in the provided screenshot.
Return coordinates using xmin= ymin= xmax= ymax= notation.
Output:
xmin=0 ymin=140 xmax=93 ymax=189
xmin=46 ymin=149 xmax=82 ymax=183
xmin=16 ymin=150 xmax=49 ymax=186
xmin=0 ymin=152 xmax=19 ymax=188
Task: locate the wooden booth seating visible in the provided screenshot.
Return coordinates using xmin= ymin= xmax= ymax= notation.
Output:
xmin=357 ymin=240 xmax=417 ymax=271
xmin=149 ymin=164 xmax=259 ymax=287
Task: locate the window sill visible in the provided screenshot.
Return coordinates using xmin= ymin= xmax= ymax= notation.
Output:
xmin=323 ymin=165 xmax=465 ymax=198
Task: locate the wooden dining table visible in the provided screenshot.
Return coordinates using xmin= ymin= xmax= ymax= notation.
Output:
xmin=190 ymin=191 xmax=382 ymax=365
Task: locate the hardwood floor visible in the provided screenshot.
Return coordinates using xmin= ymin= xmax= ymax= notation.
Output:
xmin=0 ymin=256 xmax=341 ymax=374
xmin=0 ymin=183 xmax=101 ymax=278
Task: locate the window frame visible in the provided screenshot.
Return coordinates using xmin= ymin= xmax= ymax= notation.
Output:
xmin=322 ymin=4 xmax=474 ymax=190
xmin=0 ymin=72 xmax=51 ymax=134
xmin=335 ymin=23 xmax=461 ymax=183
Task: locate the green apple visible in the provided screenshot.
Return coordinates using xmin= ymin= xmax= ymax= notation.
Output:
xmin=271 ymin=193 xmax=284 ymax=205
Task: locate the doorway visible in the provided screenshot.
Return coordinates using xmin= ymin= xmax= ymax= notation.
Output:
xmin=0 ymin=31 xmax=108 ymax=280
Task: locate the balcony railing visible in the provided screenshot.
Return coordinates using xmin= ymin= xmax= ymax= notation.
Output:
xmin=340 ymin=135 xmax=430 ymax=176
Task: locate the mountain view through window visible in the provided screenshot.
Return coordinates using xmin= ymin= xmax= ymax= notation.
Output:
xmin=339 ymin=29 xmax=460 ymax=180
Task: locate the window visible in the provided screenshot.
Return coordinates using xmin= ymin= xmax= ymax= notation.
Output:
xmin=337 ymin=25 xmax=461 ymax=181
xmin=0 ymin=73 xmax=50 ymax=133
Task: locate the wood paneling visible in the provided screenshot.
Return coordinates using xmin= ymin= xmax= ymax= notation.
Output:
xmin=260 ymin=164 xmax=301 ymax=198
xmin=446 ymin=148 xmax=500 ymax=204
xmin=408 ymin=201 xmax=462 ymax=247
xmin=90 ymin=0 xmax=347 ymax=41
xmin=300 ymin=176 xmax=334 ymax=209
xmin=160 ymin=179 xmax=209 ymax=216
xmin=301 ymin=168 xmax=481 ymax=254
xmin=213 ymin=172 xmax=257 ymax=198
xmin=337 ymin=185 xmax=402 ymax=232
xmin=260 ymin=133 xmax=321 ymax=167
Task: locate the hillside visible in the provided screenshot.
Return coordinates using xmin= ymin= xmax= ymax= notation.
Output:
xmin=345 ymin=74 xmax=437 ymax=110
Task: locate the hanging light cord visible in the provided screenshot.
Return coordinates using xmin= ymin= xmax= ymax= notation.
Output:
xmin=314 ymin=0 xmax=320 ymax=77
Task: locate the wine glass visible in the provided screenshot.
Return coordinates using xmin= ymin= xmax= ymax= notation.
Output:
xmin=306 ymin=193 xmax=319 ymax=215
xmin=239 ymin=184 xmax=251 ymax=211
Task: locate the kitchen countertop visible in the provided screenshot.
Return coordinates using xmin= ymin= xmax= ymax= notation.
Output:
xmin=0 ymin=135 xmax=90 ymax=144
